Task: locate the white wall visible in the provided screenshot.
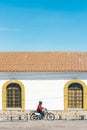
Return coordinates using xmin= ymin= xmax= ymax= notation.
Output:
xmin=22 ymin=80 xmax=66 ymax=110
xmin=0 ymin=72 xmax=87 ymax=110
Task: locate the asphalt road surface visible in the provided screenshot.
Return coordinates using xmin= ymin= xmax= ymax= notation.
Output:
xmin=0 ymin=120 xmax=87 ymax=130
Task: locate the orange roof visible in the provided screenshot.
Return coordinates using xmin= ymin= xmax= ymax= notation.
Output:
xmin=0 ymin=52 xmax=87 ymax=72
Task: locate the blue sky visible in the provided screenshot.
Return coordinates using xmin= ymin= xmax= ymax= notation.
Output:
xmin=0 ymin=0 xmax=87 ymax=51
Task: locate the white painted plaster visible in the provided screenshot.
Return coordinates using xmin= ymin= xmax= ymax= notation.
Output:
xmin=0 ymin=72 xmax=87 ymax=110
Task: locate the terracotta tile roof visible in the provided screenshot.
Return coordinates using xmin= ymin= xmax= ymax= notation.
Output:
xmin=0 ymin=52 xmax=87 ymax=72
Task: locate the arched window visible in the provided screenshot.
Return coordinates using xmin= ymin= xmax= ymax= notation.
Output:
xmin=7 ymin=83 xmax=21 ymax=108
xmin=64 ymin=79 xmax=87 ymax=110
xmin=68 ymin=83 xmax=83 ymax=108
xmin=2 ymin=80 xmax=25 ymax=111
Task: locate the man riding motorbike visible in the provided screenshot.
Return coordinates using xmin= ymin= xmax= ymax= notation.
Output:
xmin=37 ymin=101 xmax=44 ymax=119
xmin=30 ymin=101 xmax=55 ymax=120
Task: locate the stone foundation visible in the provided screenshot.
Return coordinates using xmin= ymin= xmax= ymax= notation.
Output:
xmin=0 ymin=110 xmax=87 ymax=120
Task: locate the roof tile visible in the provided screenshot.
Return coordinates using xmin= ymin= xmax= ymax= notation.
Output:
xmin=0 ymin=52 xmax=87 ymax=72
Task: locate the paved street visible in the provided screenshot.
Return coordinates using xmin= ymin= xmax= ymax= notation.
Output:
xmin=0 ymin=120 xmax=87 ymax=130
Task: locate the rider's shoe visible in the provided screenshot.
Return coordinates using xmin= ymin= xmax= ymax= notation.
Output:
xmin=39 ymin=116 xmax=43 ymax=120
xmin=41 ymin=116 xmax=44 ymax=119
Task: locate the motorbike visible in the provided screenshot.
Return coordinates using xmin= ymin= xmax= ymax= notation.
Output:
xmin=30 ymin=108 xmax=55 ymax=121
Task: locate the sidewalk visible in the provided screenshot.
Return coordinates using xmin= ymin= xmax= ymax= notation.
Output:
xmin=0 ymin=120 xmax=87 ymax=130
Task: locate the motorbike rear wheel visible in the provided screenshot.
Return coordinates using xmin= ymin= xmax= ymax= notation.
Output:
xmin=46 ymin=113 xmax=55 ymax=120
xmin=30 ymin=114 xmax=38 ymax=120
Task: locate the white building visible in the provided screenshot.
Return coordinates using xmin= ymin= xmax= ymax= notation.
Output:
xmin=0 ymin=52 xmax=87 ymax=111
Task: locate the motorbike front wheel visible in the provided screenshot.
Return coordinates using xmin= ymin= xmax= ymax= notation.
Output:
xmin=46 ymin=113 xmax=55 ymax=121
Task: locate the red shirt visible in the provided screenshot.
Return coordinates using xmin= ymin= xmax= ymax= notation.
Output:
xmin=37 ymin=104 xmax=44 ymax=111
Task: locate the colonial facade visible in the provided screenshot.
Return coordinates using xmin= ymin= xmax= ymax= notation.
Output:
xmin=0 ymin=52 xmax=87 ymax=112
